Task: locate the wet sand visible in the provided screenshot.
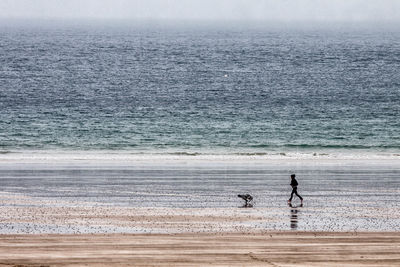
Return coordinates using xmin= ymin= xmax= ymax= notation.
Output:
xmin=0 ymin=232 xmax=399 ymax=266
xmin=2 ymin=193 xmax=399 ymax=266
xmin=1 ymin=192 xmax=400 ymax=234
xmin=1 ymin=158 xmax=399 ymax=265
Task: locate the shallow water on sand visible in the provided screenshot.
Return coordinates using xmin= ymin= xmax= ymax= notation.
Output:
xmin=0 ymin=159 xmax=399 ymax=233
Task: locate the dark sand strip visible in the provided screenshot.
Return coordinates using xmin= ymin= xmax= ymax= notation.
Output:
xmin=0 ymin=232 xmax=399 ymax=266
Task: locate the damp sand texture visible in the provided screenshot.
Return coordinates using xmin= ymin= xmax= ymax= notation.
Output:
xmin=0 ymin=232 xmax=399 ymax=266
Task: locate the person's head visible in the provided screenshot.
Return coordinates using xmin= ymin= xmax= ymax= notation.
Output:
xmin=291 ymin=174 xmax=296 ymax=179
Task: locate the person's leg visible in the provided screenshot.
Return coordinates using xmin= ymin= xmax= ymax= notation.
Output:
xmin=288 ymin=188 xmax=295 ymax=202
xmin=294 ymin=188 xmax=303 ymax=201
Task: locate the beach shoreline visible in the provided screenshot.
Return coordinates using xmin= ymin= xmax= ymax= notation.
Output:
xmin=1 ymin=154 xmax=399 ymax=265
xmin=1 ymin=150 xmax=400 ymax=170
xmin=1 ymin=156 xmax=399 ymax=233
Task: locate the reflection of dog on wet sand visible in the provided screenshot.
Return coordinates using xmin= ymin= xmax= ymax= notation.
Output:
xmin=238 ymin=194 xmax=253 ymax=207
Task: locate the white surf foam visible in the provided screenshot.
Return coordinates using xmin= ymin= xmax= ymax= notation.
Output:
xmin=0 ymin=149 xmax=399 ymax=168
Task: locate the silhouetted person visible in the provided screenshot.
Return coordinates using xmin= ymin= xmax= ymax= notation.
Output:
xmin=288 ymin=174 xmax=303 ymax=204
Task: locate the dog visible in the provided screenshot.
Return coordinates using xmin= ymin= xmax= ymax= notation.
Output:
xmin=238 ymin=194 xmax=253 ymax=207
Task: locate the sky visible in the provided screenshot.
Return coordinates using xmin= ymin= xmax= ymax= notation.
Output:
xmin=0 ymin=0 xmax=399 ymax=23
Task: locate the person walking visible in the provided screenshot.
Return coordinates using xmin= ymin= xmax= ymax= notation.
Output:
xmin=288 ymin=174 xmax=303 ymax=204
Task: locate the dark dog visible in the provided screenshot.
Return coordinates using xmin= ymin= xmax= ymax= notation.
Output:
xmin=238 ymin=194 xmax=253 ymax=207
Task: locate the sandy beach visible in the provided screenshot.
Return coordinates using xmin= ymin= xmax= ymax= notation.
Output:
xmin=0 ymin=232 xmax=399 ymax=266
xmin=1 ymin=156 xmax=399 ymax=265
xmin=1 ymin=192 xmax=400 ymax=266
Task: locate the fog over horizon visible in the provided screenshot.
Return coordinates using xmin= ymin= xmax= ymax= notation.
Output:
xmin=0 ymin=0 xmax=399 ymax=24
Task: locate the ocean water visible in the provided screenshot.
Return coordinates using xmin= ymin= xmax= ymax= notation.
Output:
xmin=1 ymin=23 xmax=400 ymax=156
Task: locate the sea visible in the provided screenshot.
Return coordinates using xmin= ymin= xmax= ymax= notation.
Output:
xmin=0 ymin=21 xmax=399 ymax=232
xmin=1 ymin=21 xmax=399 ymax=156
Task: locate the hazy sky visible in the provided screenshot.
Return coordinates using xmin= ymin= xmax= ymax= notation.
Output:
xmin=0 ymin=0 xmax=399 ymax=22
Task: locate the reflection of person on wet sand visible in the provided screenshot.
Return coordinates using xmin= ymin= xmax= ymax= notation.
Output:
xmin=288 ymin=174 xmax=303 ymax=204
xmin=289 ymin=203 xmax=302 ymax=230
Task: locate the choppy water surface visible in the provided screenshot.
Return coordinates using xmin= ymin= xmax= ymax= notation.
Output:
xmin=1 ymin=23 xmax=400 ymax=155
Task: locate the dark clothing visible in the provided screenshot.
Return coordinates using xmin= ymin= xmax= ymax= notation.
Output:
xmin=289 ymin=186 xmax=303 ymax=201
xmin=289 ymin=178 xmax=303 ymax=201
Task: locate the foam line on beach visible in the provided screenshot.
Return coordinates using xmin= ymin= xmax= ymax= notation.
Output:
xmin=1 ymin=150 xmax=400 ymax=167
